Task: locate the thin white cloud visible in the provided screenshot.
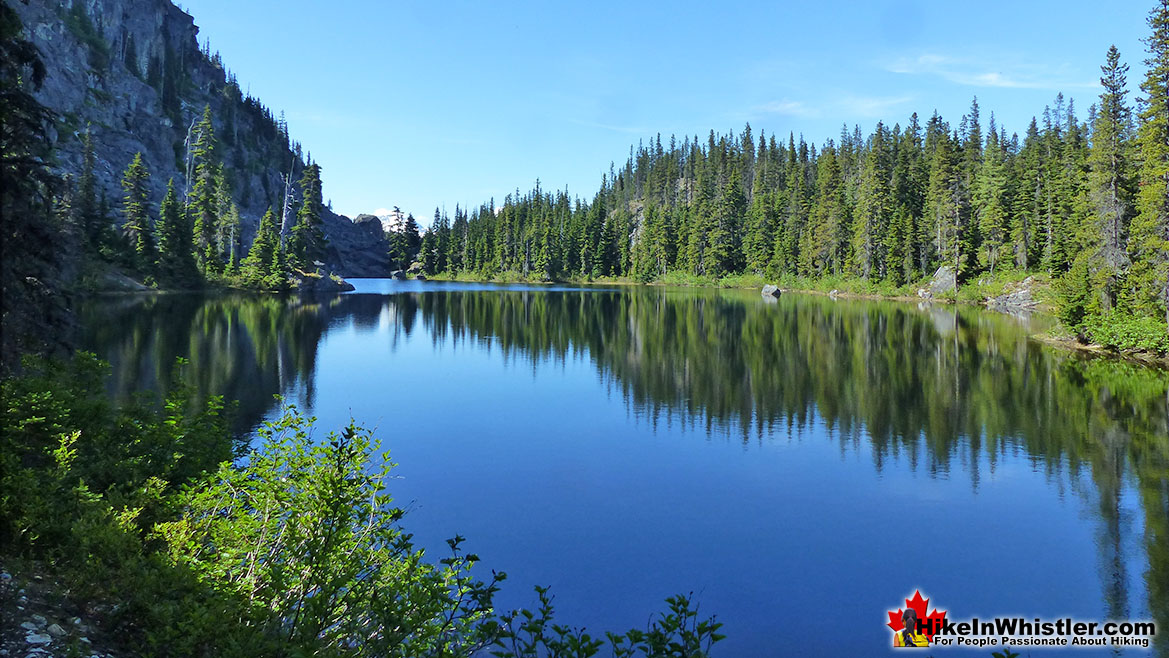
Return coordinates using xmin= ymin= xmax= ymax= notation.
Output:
xmin=749 ymin=95 xmax=913 ymax=122
xmin=566 ymin=118 xmax=648 ymax=134
xmin=887 ymin=54 xmax=1097 ymax=90
xmin=754 ymin=99 xmax=818 ymax=118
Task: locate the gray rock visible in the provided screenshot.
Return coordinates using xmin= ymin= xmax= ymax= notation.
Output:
xmin=47 ymin=624 xmax=66 ymax=637
xmin=30 ymin=615 xmax=46 ymax=625
xmin=24 ymin=632 xmax=52 ymax=645
xmin=761 ymin=284 xmax=781 ymax=297
xmin=391 ymin=270 xmax=407 ymax=280
xmin=293 ymin=273 xmax=355 ymax=294
xmin=987 ymin=276 xmax=1039 ymax=313
xmin=929 ymin=266 xmax=957 ymax=296
xmin=20 ymin=622 xmax=38 ymax=631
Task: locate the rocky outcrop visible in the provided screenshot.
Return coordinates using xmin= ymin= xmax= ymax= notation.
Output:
xmin=761 ymin=284 xmax=781 ymax=297
xmin=11 ymin=0 xmax=389 ymax=278
xmin=324 ymin=213 xmax=391 ymax=277
xmin=987 ymin=276 xmax=1040 ymax=313
xmin=291 ymin=272 xmax=356 ymax=294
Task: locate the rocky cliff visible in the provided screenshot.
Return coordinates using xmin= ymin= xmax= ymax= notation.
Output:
xmin=11 ymin=0 xmax=391 ymax=277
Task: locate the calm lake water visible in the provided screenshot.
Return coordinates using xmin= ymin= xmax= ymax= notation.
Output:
xmin=78 ymin=280 xmax=1169 ymax=656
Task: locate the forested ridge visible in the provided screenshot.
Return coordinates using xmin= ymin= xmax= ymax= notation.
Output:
xmin=415 ymin=2 xmax=1169 ymax=352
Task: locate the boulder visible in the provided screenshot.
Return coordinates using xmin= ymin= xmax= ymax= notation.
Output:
xmin=391 ymin=270 xmax=407 ymax=280
xmin=292 ymin=273 xmax=355 ymax=294
xmin=761 ymin=284 xmax=781 ymax=297
xmin=987 ymin=276 xmax=1040 ymax=312
xmin=929 ymin=266 xmax=957 ymax=296
xmin=415 ymin=274 xmax=427 ymax=281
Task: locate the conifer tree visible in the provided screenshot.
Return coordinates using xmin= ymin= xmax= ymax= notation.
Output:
xmin=1076 ymin=45 xmax=1137 ymax=313
xmin=241 ymin=208 xmax=281 ymax=286
xmin=852 ymin=122 xmax=893 ymax=278
xmin=288 ymin=162 xmax=324 ymax=270
xmin=156 ymin=179 xmax=196 ymax=284
xmin=120 ymin=152 xmax=155 ymax=269
xmin=976 ymin=125 xmax=1010 ymax=277
xmin=188 ymin=105 xmax=220 ymax=274
xmin=77 ymin=128 xmax=102 ymax=249
xmin=1128 ymin=0 xmax=1169 ymax=325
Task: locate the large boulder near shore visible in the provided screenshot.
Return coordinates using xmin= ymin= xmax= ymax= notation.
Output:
xmin=391 ymin=270 xmax=407 ymax=280
xmin=761 ymin=284 xmax=782 ymax=297
xmin=987 ymin=276 xmax=1040 ymax=313
xmin=928 ymin=266 xmax=957 ymax=296
xmin=293 ymin=273 xmax=355 ymax=293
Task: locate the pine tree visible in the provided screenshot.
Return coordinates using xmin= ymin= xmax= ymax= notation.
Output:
xmin=77 ymin=127 xmax=102 ymax=249
xmin=404 ymin=213 xmax=422 ymax=260
xmin=288 ymin=162 xmax=325 ymax=270
xmin=188 ymin=105 xmax=220 ymax=274
xmin=120 ymin=152 xmax=156 ymax=269
xmin=241 ymin=207 xmax=281 ymax=287
xmin=852 ymin=122 xmax=893 ymax=279
xmin=925 ymin=130 xmax=961 ymax=278
xmin=976 ymin=124 xmax=1010 ymax=277
xmin=1011 ymin=119 xmax=1044 ymax=270
xmin=156 ymin=179 xmax=197 ymax=284
xmin=1082 ymin=45 xmax=1136 ymax=312
xmin=1128 ymin=0 xmax=1169 ymax=326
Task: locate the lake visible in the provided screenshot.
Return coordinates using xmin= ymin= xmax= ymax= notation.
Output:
xmin=78 ymin=279 xmax=1169 ymax=656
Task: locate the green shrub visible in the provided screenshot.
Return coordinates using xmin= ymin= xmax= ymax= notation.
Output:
xmin=1079 ymin=314 xmax=1169 ymax=355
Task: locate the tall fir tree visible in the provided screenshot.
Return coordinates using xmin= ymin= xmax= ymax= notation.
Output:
xmin=119 ymin=152 xmax=155 ymax=269
xmin=188 ymin=104 xmax=220 ymax=274
xmin=1128 ymin=0 xmax=1169 ymax=326
xmin=288 ymin=162 xmax=324 ymax=270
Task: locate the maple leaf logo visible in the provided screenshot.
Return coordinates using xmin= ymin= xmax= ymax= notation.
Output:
xmin=887 ymin=590 xmax=948 ymax=642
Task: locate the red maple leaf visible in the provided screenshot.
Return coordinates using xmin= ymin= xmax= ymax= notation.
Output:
xmin=887 ymin=590 xmax=948 ymax=641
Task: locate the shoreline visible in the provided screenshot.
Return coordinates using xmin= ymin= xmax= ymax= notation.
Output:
xmin=421 ymin=271 xmax=1169 ymax=369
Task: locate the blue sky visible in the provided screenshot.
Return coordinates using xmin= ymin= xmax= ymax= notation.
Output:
xmin=181 ymin=0 xmax=1155 ymax=224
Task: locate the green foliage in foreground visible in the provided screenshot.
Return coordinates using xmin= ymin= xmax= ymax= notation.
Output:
xmin=0 ymin=353 xmax=724 ymax=657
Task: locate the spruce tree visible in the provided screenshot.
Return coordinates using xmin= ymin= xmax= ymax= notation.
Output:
xmin=77 ymin=128 xmax=102 ymax=249
xmin=1080 ymin=45 xmax=1136 ymax=312
xmin=120 ymin=152 xmax=156 ymax=269
xmin=288 ymin=162 xmax=324 ymax=270
xmin=1128 ymin=0 xmax=1169 ymax=325
xmin=156 ymin=179 xmax=196 ymax=284
xmin=188 ymin=105 xmax=220 ymax=274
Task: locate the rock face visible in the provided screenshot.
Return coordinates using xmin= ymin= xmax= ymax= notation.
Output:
xmin=761 ymin=284 xmax=781 ymax=297
xmin=326 ymin=213 xmax=391 ymax=277
xmin=11 ymin=0 xmax=390 ymax=277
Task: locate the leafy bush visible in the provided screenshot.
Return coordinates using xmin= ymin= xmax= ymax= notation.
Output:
xmin=1079 ymin=314 xmax=1169 ymax=355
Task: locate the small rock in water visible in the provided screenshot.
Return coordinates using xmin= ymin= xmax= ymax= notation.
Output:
xmin=761 ymin=284 xmax=781 ymax=297
xmin=30 ymin=614 xmax=46 ymax=625
xmin=20 ymin=621 xmax=38 ymax=631
xmin=0 ymin=571 xmax=12 ymax=581
xmin=47 ymin=623 xmax=66 ymax=637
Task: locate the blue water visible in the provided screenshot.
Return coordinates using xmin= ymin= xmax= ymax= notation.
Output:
xmin=80 ymin=279 xmax=1169 ymax=656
